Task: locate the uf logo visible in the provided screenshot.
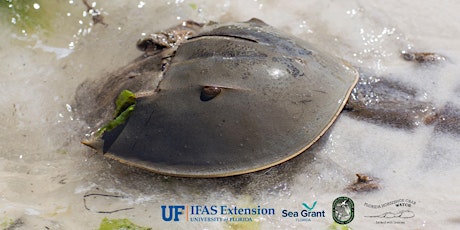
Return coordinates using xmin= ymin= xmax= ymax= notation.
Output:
xmin=161 ymin=205 xmax=185 ymax=221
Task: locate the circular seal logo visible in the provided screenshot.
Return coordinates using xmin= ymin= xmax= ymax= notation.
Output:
xmin=332 ymin=196 xmax=355 ymax=224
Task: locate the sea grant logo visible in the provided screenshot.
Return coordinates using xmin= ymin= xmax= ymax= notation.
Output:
xmin=161 ymin=205 xmax=275 ymax=222
xmin=281 ymin=200 xmax=326 ymax=222
xmin=332 ymin=197 xmax=355 ymax=225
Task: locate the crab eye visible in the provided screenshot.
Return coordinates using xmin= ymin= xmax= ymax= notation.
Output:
xmin=200 ymin=86 xmax=221 ymax=101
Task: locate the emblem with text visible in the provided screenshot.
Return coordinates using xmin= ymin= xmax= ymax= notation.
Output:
xmin=332 ymin=196 xmax=355 ymax=225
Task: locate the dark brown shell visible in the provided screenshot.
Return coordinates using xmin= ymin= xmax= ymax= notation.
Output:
xmin=89 ymin=19 xmax=358 ymax=177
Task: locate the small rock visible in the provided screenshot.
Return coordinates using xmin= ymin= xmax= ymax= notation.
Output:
xmin=347 ymin=173 xmax=380 ymax=192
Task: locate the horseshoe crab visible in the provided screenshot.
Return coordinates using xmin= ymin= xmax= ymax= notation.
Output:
xmin=77 ymin=18 xmax=450 ymax=177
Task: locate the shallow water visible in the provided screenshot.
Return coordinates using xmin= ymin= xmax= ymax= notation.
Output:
xmin=1 ymin=0 xmax=459 ymax=229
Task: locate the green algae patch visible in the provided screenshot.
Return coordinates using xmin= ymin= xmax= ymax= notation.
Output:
xmin=0 ymin=217 xmax=14 ymax=229
xmin=0 ymin=0 xmax=57 ymax=35
xmin=224 ymin=195 xmax=261 ymax=230
xmin=328 ymin=222 xmax=353 ymax=230
xmin=114 ymin=90 xmax=137 ymax=117
xmin=188 ymin=3 xmax=198 ymax=10
xmin=0 ymin=217 xmax=23 ymax=229
xmin=97 ymin=90 xmax=136 ymax=136
xmin=98 ymin=218 xmax=151 ymax=230
xmin=226 ymin=220 xmax=260 ymax=230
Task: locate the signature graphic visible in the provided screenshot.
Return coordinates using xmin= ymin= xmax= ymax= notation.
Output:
xmin=365 ymin=210 xmax=414 ymax=219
